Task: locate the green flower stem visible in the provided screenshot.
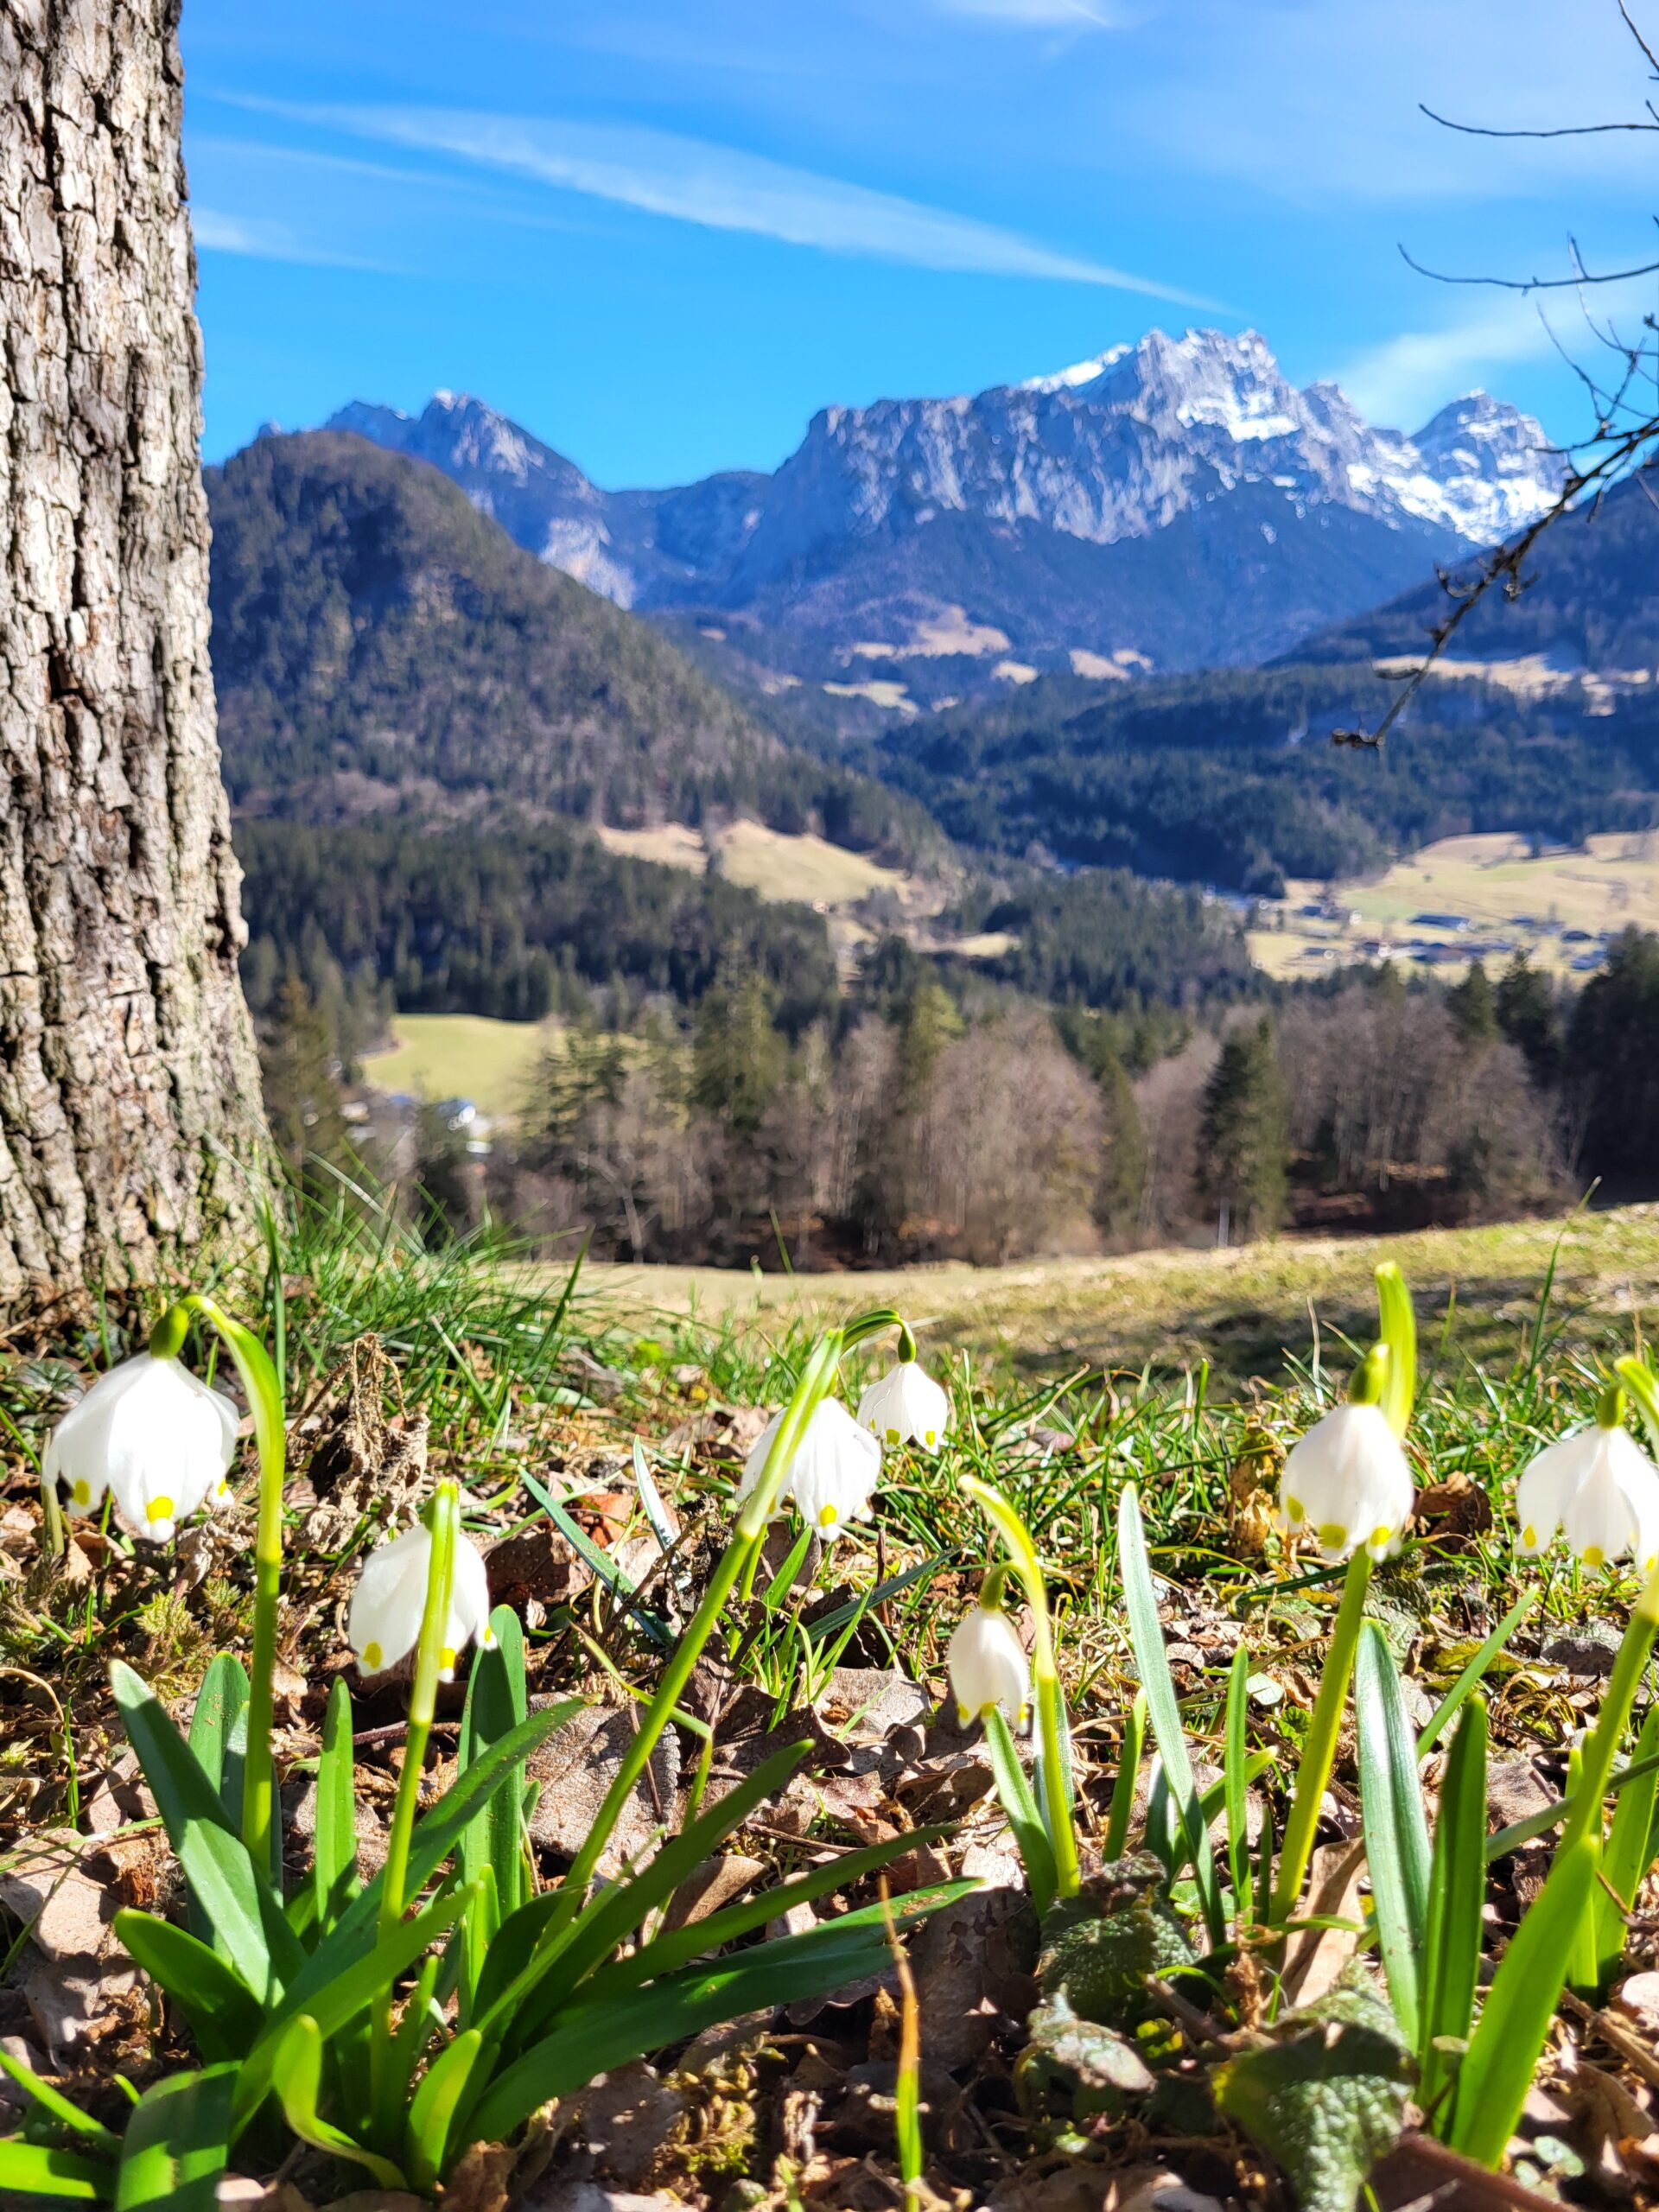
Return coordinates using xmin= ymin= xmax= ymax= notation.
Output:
xmin=170 ymin=1294 xmax=288 ymax=1874
xmin=1557 ymin=1554 xmax=1659 ymax=1969
xmin=962 ymin=1474 xmax=1080 ymax=1901
xmin=554 ymin=1331 xmax=844 ymax=1922
xmin=380 ymin=1483 xmax=460 ymax=1932
xmin=1270 ymin=1547 xmax=1372 ymax=1923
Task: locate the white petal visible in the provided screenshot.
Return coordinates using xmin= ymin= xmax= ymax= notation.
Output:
xmin=1279 ymin=1402 xmax=1412 ymax=1559
xmin=349 ymin=1525 xmax=432 ymax=1673
xmin=738 ymin=1412 xmax=785 ymax=1508
xmin=785 ymin=1402 xmax=881 ymax=1539
xmin=857 ymin=1363 xmax=950 ymax=1451
xmin=1515 ymin=1433 xmax=1589 ymax=1554
xmin=447 ymin=1535 xmax=494 ymax=1665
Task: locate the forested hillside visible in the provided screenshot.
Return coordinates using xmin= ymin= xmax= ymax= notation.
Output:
xmin=207 ymin=431 xmax=932 ymax=861
xmin=865 ymin=660 xmax=1659 ymax=893
xmin=1301 ymin=465 xmax=1659 ymax=672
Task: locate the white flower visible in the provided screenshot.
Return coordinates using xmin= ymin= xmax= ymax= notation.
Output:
xmin=44 ymin=1352 xmax=238 ymax=1544
xmin=857 ymin=1360 xmax=949 ymax=1452
xmin=348 ymin=1522 xmax=495 ymax=1680
xmin=1516 ymin=1421 xmax=1659 ymax=1573
xmin=737 ymin=1399 xmax=881 ymax=1539
xmin=1276 ymin=1401 xmax=1414 ymax=1561
xmin=947 ymin=1605 xmax=1031 ymax=1726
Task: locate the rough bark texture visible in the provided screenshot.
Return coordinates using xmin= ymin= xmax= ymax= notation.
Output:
xmin=0 ymin=0 xmax=263 ymax=1313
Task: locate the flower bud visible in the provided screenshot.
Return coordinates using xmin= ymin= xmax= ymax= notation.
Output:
xmin=947 ymin=1603 xmax=1031 ymax=1727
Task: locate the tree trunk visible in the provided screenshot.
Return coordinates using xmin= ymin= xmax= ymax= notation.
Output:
xmin=0 ymin=0 xmax=264 ymax=1312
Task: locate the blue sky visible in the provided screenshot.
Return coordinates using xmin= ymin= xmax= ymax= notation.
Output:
xmin=183 ymin=0 xmax=1659 ymax=485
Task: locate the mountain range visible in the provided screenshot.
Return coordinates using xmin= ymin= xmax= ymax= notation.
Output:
xmin=327 ymin=327 xmax=1563 ymax=709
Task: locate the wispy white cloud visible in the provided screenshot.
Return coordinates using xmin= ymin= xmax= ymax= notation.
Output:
xmin=191 ymin=207 xmax=398 ymax=272
xmin=270 ymin=103 xmax=1211 ymax=302
xmin=924 ymin=0 xmax=1134 ymax=24
xmin=1336 ymin=279 xmax=1654 ymax=427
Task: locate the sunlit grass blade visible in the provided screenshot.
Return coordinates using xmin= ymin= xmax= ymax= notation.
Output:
xmin=0 ymin=2140 xmax=113 ymax=2200
xmin=111 ymin=1914 xmax=263 ymax=2063
xmin=405 ymin=2025 xmax=486 ymax=2190
xmin=1597 ymin=1702 xmax=1659 ymax=1991
xmin=187 ymin=1656 xmax=249 ymax=1837
xmin=982 ymin=1704 xmax=1058 ymax=1917
xmin=1421 ymin=1694 xmax=1486 ymax=2118
xmin=269 ymin=2016 xmax=407 ymax=2190
xmin=0 ymin=2047 xmax=119 ymax=2152
xmin=582 ymin=1849 xmax=967 ymax=2005
xmin=1117 ymin=1484 xmax=1224 ymax=1947
xmin=1102 ymin=1692 xmax=1146 ymax=1864
xmin=113 ymin=2065 xmax=236 ymax=2212
xmin=313 ymin=1677 xmax=359 ymax=1942
xmin=1224 ymin=1647 xmax=1251 ymax=1933
xmin=1354 ymin=1622 xmax=1430 ymax=2048
xmin=1448 ymin=1837 xmax=1599 ymax=2168
xmin=469 ymin=1892 xmax=957 ymax=2145
xmin=1416 ymin=1591 xmax=1535 ymax=1759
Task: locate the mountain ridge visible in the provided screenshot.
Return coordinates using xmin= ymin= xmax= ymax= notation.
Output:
xmin=325 ymin=327 xmax=1562 ymax=699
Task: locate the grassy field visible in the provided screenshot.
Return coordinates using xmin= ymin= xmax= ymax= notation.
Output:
xmin=582 ymin=1202 xmax=1659 ymax=1391
xmin=595 ymin=817 xmax=912 ymax=911
xmin=1250 ymin=828 xmax=1659 ymax=981
xmin=360 ymin=1011 xmax=555 ymax=1118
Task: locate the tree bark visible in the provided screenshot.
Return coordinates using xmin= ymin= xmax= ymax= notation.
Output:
xmin=0 ymin=0 xmax=264 ymax=1312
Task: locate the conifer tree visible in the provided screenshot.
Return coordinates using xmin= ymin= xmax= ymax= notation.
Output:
xmin=1199 ymin=1017 xmax=1290 ymax=1240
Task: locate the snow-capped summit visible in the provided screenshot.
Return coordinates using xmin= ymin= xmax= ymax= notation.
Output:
xmin=325 ymin=329 xmax=1565 ymax=684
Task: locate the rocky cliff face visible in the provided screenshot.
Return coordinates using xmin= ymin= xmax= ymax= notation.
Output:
xmin=327 ymin=329 xmax=1562 ymax=697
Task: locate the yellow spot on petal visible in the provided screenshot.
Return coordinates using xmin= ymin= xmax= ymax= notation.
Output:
xmin=145 ymin=1496 xmax=175 ymax=1526
xmin=1318 ymin=1522 xmax=1348 ymax=1553
xmin=924 ymin=1430 xmax=937 ymax=1446
xmin=1370 ymin=1525 xmax=1392 ymax=1551
xmin=884 ymin=1426 xmax=900 ymax=1446
xmin=71 ymin=1479 xmax=91 ymax=1506
xmin=439 ymin=1646 xmax=456 ymax=1675
xmin=817 ymin=1503 xmax=838 ymax=1529
xmin=1522 ymin=1523 xmax=1537 ymax=1549
xmin=362 ymin=1641 xmax=383 ymax=1672
xmin=1284 ymin=1496 xmax=1305 ymax=1525
xmin=1583 ymin=1545 xmax=1605 ymax=1569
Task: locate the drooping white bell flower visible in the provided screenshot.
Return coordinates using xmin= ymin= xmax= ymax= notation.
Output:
xmin=44 ymin=1352 xmax=238 ymax=1543
xmin=858 ymin=1360 xmax=949 ymax=1452
xmin=1276 ymin=1400 xmax=1414 ymax=1562
xmin=947 ymin=1602 xmax=1031 ymax=1727
xmin=737 ymin=1398 xmax=881 ymax=1540
xmin=348 ymin=1521 xmax=495 ymax=1679
xmin=1516 ymin=1412 xmax=1659 ymax=1574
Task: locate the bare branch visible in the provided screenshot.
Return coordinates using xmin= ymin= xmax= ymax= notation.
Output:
xmin=1332 ymin=435 xmax=1659 ymax=749
xmin=1617 ymin=0 xmax=1659 ymax=78
xmin=1420 ymin=100 xmax=1658 ymax=138
xmin=1400 ymin=243 xmax=1659 ymax=290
